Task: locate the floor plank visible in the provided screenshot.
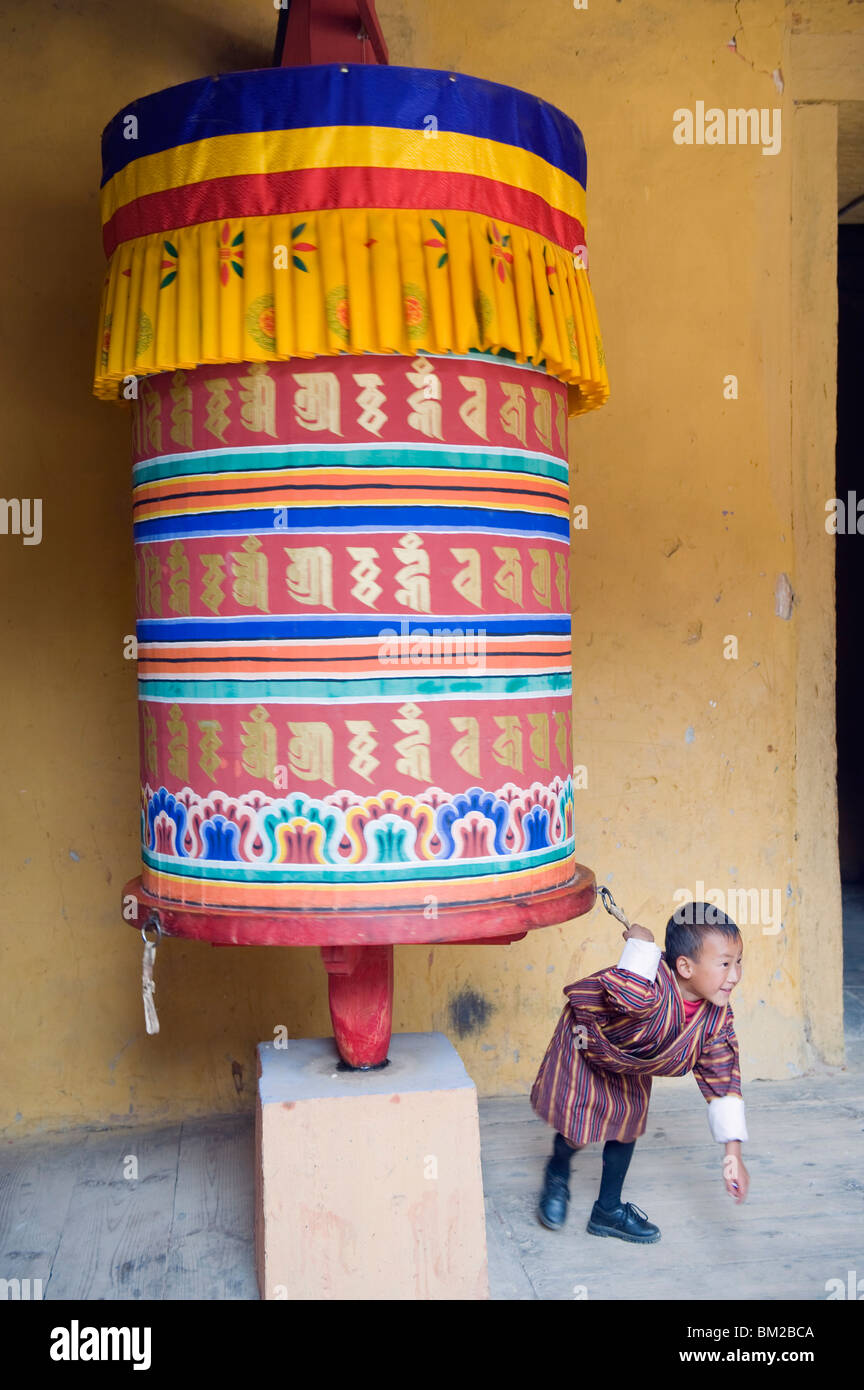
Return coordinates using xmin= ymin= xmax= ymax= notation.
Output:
xmin=44 ymin=1125 xmax=181 ymax=1300
xmin=163 ymin=1117 xmax=257 ymax=1301
xmin=0 ymin=1137 xmax=79 ymax=1295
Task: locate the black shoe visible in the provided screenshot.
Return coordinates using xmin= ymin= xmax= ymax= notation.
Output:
xmin=537 ymin=1162 xmax=570 ymax=1230
xmin=586 ymin=1200 xmax=661 ymax=1244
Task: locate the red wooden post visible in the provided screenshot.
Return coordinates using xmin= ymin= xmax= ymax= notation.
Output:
xmin=321 ymin=944 xmax=394 ymax=1068
xmin=275 ymin=0 xmax=388 ymax=68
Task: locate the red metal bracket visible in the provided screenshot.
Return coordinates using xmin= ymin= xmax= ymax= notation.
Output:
xmin=274 ymin=0 xmax=388 ymax=68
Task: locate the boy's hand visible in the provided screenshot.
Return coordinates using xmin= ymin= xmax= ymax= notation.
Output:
xmin=623 ymin=922 xmax=654 ymax=943
xmin=723 ymin=1146 xmax=749 ymax=1203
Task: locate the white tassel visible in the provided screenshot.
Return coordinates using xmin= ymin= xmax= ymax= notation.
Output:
xmin=141 ymin=938 xmax=160 ymax=1035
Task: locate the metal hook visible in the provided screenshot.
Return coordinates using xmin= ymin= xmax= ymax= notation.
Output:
xmin=140 ymin=913 xmax=163 ymax=945
xmin=598 ymin=886 xmax=617 ymax=915
xmin=597 ymin=885 xmax=631 ymax=929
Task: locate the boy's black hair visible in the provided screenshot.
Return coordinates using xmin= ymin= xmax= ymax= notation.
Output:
xmin=664 ymin=901 xmax=742 ymax=973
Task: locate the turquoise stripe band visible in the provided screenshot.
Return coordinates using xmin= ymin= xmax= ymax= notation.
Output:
xmin=132 ymin=444 xmax=569 ymax=487
xmin=142 ymin=841 xmax=575 ymax=884
xmin=138 ymin=672 xmax=573 ymax=701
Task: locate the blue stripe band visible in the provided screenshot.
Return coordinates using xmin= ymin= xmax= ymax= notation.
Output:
xmin=101 ymin=65 xmax=587 ymax=189
xmin=137 ymin=616 xmax=571 ymax=641
xmin=132 ymin=444 xmax=569 ymax=487
xmin=133 ymin=505 xmax=570 ymax=542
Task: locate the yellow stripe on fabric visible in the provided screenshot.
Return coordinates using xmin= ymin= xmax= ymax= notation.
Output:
xmin=134 ymin=468 xmax=569 ymax=501
xmin=134 ymin=495 xmax=567 ymax=523
xmin=99 ymin=126 xmax=588 ymax=229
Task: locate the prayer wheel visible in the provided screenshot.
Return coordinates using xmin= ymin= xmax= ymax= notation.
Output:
xmin=95 ymin=62 xmax=608 ymax=1066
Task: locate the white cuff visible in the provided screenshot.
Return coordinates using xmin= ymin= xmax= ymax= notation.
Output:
xmin=707 ymin=1094 xmax=748 ymax=1143
xmin=617 ymin=938 xmax=663 ymax=983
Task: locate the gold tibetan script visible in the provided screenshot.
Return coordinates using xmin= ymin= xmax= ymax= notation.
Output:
xmin=556 ymin=395 xmax=568 ymax=454
xmin=167 ymin=541 xmax=190 ymax=617
xmin=493 ymin=547 xmax=523 ymax=607
xmin=142 ymin=705 xmax=157 ymax=776
xmin=450 ymin=547 xmax=482 ymax=609
xmin=204 ymin=379 xmax=231 ymax=444
xmin=293 ymin=372 xmax=341 ymax=435
xmin=554 ymin=710 xmax=571 ymax=767
xmin=406 ymin=357 xmax=442 ymax=440
xmin=200 ymin=555 xmax=225 ymax=615
xmin=393 ymin=702 xmax=431 ymax=782
xmin=167 ymin=704 xmax=189 ymax=781
xmin=141 ymin=382 xmax=162 ymax=455
xmin=499 ymin=383 xmax=527 ymax=447
xmin=394 ymin=532 xmax=431 ymax=612
xmin=532 ymin=387 xmax=553 ymax=452
xmin=527 ymin=713 xmax=550 ymax=770
xmin=239 ymin=364 xmax=277 ymax=438
xmin=492 ymin=716 xmax=524 ymax=772
xmin=529 ymin=548 xmax=552 ymax=608
xmin=241 ymin=706 xmax=276 ymax=780
xmin=354 ymin=374 xmax=387 ymax=437
xmin=198 ymin=720 xmax=223 ymax=782
xmin=347 ymin=547 xmax=382 ymax=609
xmin=284 ymin=546 xmax=333 ymax=609
xmin=458 ymin=376 xmax=488 ymax=440
xmin=450 ymin=716 xmax=481 ymax=778
xmin=555 ymin=553 xmax=569 ymax=610
xmin=346 ymin=720 xmax=379 ymax=782
xmin=142 ymin=547 xmax=163 ymax=616
xmin=287 ymin=722 xmax=334 ymax=785
xmin=232 ymin=536 xmax=269 ymax=612
xmin=169 ymin=371 xmax=193 ymax=449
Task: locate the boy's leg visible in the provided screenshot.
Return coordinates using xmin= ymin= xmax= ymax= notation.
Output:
xmin=549 ymin=1131 xmax=583 ymax=1178
xmin=586 ymin=1139 xmax=661 ymax=1244
xmin=597 ymin=1138 xmax=635 ymax=1209
xmin=537 ymin=1132 xmax=584 ymax=1230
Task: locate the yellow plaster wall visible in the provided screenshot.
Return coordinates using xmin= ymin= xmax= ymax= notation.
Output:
xmin=0 ymin=0 xmax=855 ymax=1134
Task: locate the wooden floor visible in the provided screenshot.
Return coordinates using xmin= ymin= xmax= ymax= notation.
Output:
xmin=2 ymin=1069 xmax=862 ymax=1301
xmin=482 ymin=1074 xmax=864 ymax=1301
xmin=2 ymin=892 xmax=862 ymax=1301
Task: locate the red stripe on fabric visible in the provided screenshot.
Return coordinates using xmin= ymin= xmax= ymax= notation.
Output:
xmin=102 ymin=166 xmax=586 ymax=257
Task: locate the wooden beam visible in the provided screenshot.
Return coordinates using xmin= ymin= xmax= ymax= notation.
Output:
xmin=274 ymin=0 xmax=388 ymax=68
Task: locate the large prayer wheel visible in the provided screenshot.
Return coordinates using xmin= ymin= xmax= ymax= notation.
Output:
xmin=95 ymin=62 xmax=608 ymax=1065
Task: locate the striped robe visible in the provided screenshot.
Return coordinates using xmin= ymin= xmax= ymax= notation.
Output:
xmin=530 ymin=937 xmax=747 ymax=1145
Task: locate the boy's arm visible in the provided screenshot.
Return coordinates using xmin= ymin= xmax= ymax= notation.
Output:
xmin=568 ymin=926 xmax=665 ymax=1017
xmin=692 ymin=1016 xmax=748 ymax=1142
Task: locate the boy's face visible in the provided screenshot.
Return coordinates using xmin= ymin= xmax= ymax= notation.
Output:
xmin=674 ymin=931 xmax=743 ymax=1005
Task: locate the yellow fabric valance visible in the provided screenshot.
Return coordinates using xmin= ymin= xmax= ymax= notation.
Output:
xmin=95 ymin=207 xmax=608 ymax=416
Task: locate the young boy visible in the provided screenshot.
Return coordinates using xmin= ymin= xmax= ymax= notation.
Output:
xmin=530 ymin=900 xmax=749 ymax=1243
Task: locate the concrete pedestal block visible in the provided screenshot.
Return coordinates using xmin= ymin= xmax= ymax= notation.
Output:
xmin=255 ymin=1032 xmax=489 ymax=1300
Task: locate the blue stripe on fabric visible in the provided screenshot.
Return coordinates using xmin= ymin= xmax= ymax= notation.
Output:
xmin=137 ymin=615 xmax=571 ymax=641
xmin=101 ymin=65 xmax=587 ymax=189
xmin=132 ymin=505 xmax=570 ymax=542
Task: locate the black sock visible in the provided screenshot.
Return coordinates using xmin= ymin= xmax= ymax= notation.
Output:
xmin=597 ymin=1139 xmax=636 ymax=1210
xmin=548 ymin=1131 xmax=577 ymax=1179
